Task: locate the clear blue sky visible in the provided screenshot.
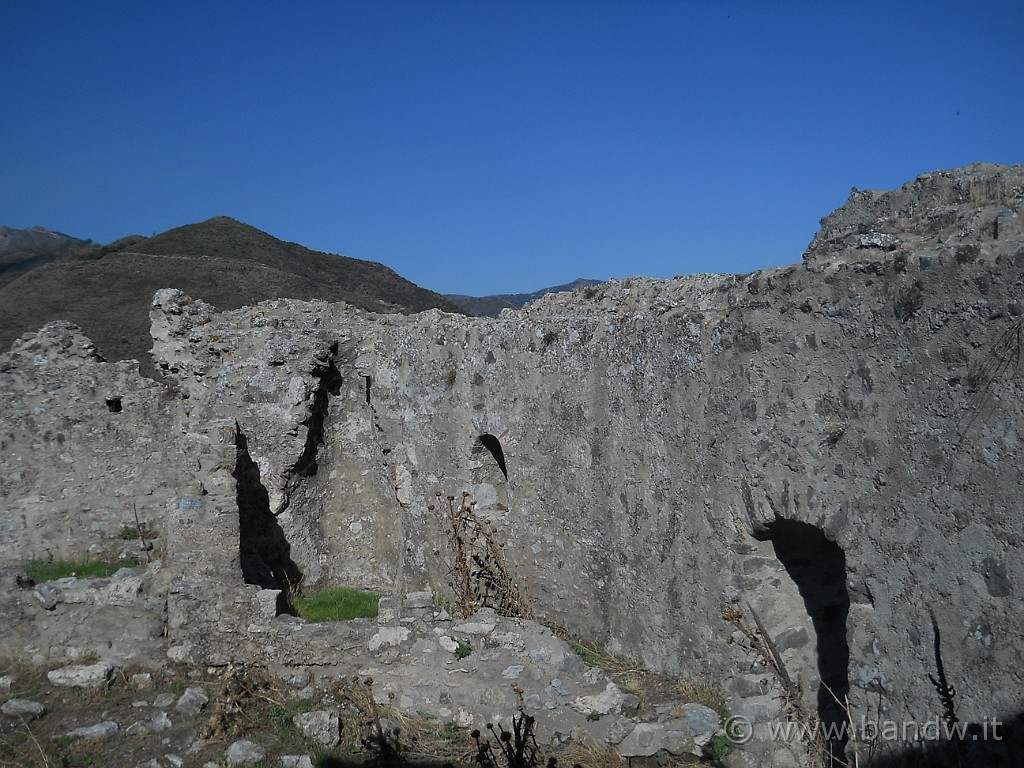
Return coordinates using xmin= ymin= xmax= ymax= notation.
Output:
xmin=2 ymin=1 xmax=1021 ymax=296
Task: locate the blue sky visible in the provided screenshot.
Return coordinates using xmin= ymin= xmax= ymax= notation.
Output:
xmin=2 ymin=1 xmax=1021 ymax=296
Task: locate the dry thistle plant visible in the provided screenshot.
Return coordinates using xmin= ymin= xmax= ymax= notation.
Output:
xmin=430 ymin=490 xmax=533 ymax=619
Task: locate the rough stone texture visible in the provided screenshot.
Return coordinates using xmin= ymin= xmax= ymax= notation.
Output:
xmin=0 ymin=566 xmax=168 ymax=668
xmin=62 ymin=720 xmax=119 ymax=739
xmin=175 ymin=686 xmax=210 ymax=716
xmin=47 ymin=662 xmax=114 ymax=688
xmin=226 ymin=739 xmax=266 ymax=764
xmin=292 ymin=709 xmax=340 ymax=747
xmin=0 ymin=321 xmax=189 ymax=563
xmin=1 ymin=698 xmax=46 ymax=718
xmin=126 ymin=710 xmax=172 ymax=735
xmin=1 ymin=163 xmax=1023 ymax=762
xmin=617 ymin=720 xmax=694 ymax=757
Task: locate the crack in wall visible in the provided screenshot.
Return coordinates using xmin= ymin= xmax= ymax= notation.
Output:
xmin=280 ymin=344 xmax=343 ymax=514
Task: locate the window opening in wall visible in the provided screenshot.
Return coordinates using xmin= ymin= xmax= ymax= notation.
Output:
xmin=476 ymin=433 xmax=508 ymax=479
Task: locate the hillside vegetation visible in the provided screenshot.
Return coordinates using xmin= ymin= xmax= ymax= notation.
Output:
xmin=0 ymin=217 xmax=465 ymax=368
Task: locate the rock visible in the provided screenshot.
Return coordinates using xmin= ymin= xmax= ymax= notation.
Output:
xmin=175 ymin=686 xmax=210 ymax=716
xmin=227 ymin=739 xmax=266 ymax=764
xmin=130 ymin=673 xmax=154 ymax=689
xmin=47 ymin=662 xmax=113 ymax=688
xmin=858 ymin=232 xmax=901 ymax=250
xmin=0 ymin=677 xmax=11 ymax=693
xmin=126 ymin=711 xmax=172 ymax=735
xmin=603 ymin=717 xmax=636 ymax=744
xmin=136 ymin=761 xmax=162 ymax=768
xmin=63 ymin=721 xmax=119 ymax=739
xmin=254 ymin=588 xmax=283 ymax=618
xmin=106 ymin=575 xmax=143 ymax=606
xmin=680 ymin=703 xmax=721 ymax=747
xmin=403 ymin=591 xmax=434 ymax=610
xmin=368 ymin=626 xmax=410 ymax=651
xmin=452 ymin=609 xmax=498 ymax=635
xmin=570 ymin=682 xmax=624 ymax=716
xmin=280 ymin=757 xmax=315 ymax=768
xmin=283 ymin=671 xmax=310 ymax=689
xmin=616 ymin=722 xmax=665 ymax=758
xmin=152 ymin=692 xmax=176 ymax=707
xmin=620 ymin=692 xmax=641 ymax=714
xmin=661 ymin=718 xmax=695 ymax=755
xmin=1 ymin=698 xmax=46 ymax=719
xmin=292 ymin=709 xmax=340 ymax=747
xmin=33 ymin=583 xmax=60 ymax=610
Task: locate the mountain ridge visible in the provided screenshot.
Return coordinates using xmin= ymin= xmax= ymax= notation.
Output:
xmin=445 ymin=277 xmax=603 ymax=316
xmin=0 ymin=216 xmax=465 ymax=369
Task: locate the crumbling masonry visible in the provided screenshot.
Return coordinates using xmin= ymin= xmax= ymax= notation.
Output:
xmin=2 ymin=163 xmax=1022 ymax=757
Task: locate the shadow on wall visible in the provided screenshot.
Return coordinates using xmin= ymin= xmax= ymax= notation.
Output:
xmin=235 ymin=427 xmax=303 ymax=592
xmin=476 ymin=433 xmax=508 ymax=479
xmin=759 ymin=518 xmax=851 ymax=764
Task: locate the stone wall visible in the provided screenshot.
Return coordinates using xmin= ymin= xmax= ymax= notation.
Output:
xmin=2 ymin=164 xmax=1022 ymax=754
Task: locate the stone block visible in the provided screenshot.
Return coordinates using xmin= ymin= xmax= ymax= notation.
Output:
xmin=47 ymin=662 xmax=113 ymax=688
xmin=175 ymin=686 xmax=210 ymax=716
xmin=293 ymin=710 xmax=340 ymax=747
xmin=616 ymin=722 xmax=664 ymax=758
xmin=62 ymin=721 xmax=119 ymax=739
xmin=1 ymin=699 xmax=45 ymax=719
xmin=680 ymin=703 xmax=721 ymax=747
xmin=227 ymin=740 xmax=266 ymax=764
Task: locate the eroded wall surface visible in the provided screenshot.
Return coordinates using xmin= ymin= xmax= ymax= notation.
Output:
xmin=2 ymin=163 xmax=1022 ymax=736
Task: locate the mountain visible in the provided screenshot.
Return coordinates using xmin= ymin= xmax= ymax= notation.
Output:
xmin=0 ymin=226 xmax=96 ymax=287
xmin=0 ymin=225 xmax=93 ymax=256
xmin=446 ymin=278 xmax=604 ymax=317
xmin=0 ymin=216 xmax=465 ymax=368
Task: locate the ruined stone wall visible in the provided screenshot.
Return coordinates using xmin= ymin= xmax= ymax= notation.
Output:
xmin=2 ymin=164 xmax=1022 ymax=746
xmin=0 ymin=323 xmax=188 ymax=563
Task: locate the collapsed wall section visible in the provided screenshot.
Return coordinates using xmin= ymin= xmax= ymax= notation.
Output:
xmin=0 ymin=322 xmax=188 ymax=563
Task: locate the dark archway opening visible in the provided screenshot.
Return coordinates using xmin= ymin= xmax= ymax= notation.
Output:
xmin=235 ymin=427 xmax=303 ymax=596
xmin=476 ymin=433 xmax=508 ymax=479
xmin=758 ymin=519 xmax=851 ymax=765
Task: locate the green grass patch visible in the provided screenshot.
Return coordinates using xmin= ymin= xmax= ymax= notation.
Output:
xmin=24 ymin=558 xmax=138 ymax=583
xmin=291 ymin=587 xmax=380 ymax=622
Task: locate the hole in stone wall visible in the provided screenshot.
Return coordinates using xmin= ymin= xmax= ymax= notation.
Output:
xmin=476 ymin=433 xmax=508 ymax=479
xmin=762 ymin=518 xmax=851 ymax=764
xmin=235 ymin=427 xmax=303 ymax=597
xmin=293 ymin=358 xmax=343 ymax=478
xmin=364 ymin=375 xmax=372 ymax=405
xmin=105 ymin=396 xmax=123 ymax=413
